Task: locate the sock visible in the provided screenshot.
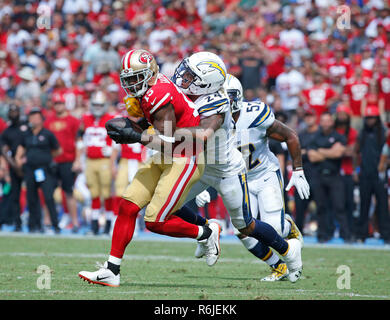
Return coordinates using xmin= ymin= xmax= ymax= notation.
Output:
xmin=109 ymin=198 xmax=140 ymax=259
xmin=249 ymin=219 xmax=289 ymax=255
xmin=174 ymin=205 xmax=208 ymax=226
xmin=282 ymin=219 xmax=292 ymax=238
xmin=107 ymin=255 xmax=122 ymax=275
xmin=240 ymin=236 xmax=273 ymax=261
xmin=197 ymin=225 xmax=212 ymax=241
xmin=269 ymin=258 xmax=284 ymax=269
xmin=107 ymin=261 xmax=120 ymax=275
xmin=145 ymin=215 xmax=200 ymax=238
xmin=91 ymin=219 xmax=99 ymax=235
xmin=91 ymin=197 xmax=101 ymax=210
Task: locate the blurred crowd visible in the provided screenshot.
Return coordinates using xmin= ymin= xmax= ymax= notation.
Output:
xmin=0 ymin=0 xmax=389 ymax=243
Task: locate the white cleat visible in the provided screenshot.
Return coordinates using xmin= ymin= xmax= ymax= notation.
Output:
xmin=78 ymin=261 xmax=120 ymax=287
xmin=194 ymin=219 xmax=222 ymax=259
xmin=261 ymin=262 xmax=289 ymax=282
xmin=198 ymin=222 xmax=221 ymax=267
xmin=285 ymin=214 xmax=304 ymax=247
xmin=283 ymin=239 xmax=303 ymax=283
xmin=195 ymin=242 xmax=205 ymax=259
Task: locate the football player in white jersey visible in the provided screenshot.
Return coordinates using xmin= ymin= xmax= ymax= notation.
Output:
xmin=196 ymin=74 xmax=309 ymax=281
xmin=171 ymin=52 xmax=304 ymax=281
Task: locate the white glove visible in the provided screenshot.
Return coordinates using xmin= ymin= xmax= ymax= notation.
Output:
xmin=285 ymin=169 xmax=310 ymax=200
xmin=195 ymin=190 xmax=211 ymax=207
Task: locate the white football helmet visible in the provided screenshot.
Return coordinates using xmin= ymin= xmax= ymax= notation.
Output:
xmin=90 ymin=90 xmax=108 ymax=117
xmin=173 ymin=51 xmax=227 ymax=96
xmin=224 ymin=74 xmax=243 ymax=113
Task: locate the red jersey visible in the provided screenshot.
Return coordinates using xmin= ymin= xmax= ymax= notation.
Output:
xmin=140 ymin=73 xmax=200 ymax=157
xmin=343 ymin=79 xmax=369 ymax=116
xmin=121 ymin=143 xmax=145 ymax=161
xmin=81 ymin=113 xmax=115 ymax=159
xmin=45 ymin=113 xmax=80 ymax=163
xmin=378 ymin=74 xmax=390 ymax=111
xmin=0 ymin=117 xmax=7 ymax=134
xmin=327 ymin=58 xmax=352 ymax=79
xmin=302 ymin=84 xmax=336 ymax=119
xmin=141 ymin=73 xmax=199 ymax=128
xmin=336 ymin=127 xmax=358 ymax=176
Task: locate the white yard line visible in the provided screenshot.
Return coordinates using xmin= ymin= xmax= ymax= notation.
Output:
xmin=0 ymin=288 xmax=388 ymax=299
xmin=0 ymin=232 xmax=389 ymax=251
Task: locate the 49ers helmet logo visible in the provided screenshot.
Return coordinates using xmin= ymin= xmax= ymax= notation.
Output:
xmin=139 ymin=51 xmax=153 ymax=64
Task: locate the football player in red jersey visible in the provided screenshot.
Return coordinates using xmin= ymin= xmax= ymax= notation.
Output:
xmin=79 ymin=49 xmax=221 ymax=287
xmin=79 ymin=90 xmax=118 ymax=235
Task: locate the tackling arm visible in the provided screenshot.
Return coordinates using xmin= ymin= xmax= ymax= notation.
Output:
xmin=266 ymin=119 xmax=303 ymax=170
xmin=266 ymin=119 xmax=310 ymax=199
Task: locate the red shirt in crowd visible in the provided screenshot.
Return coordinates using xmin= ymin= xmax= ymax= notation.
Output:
xmin=302 ymin=84 xmax=336 ymax=120
xmin=343 ymin=78 xmax=370 ymax=116
xmin=327 ymin=58 xmax=353 ymax=79
xmin=45 ymin=112 xmax=80 ymax=163
xmin=336 ymin=126 xmax=358 ymax=176
xmin=81 ymin=112 xmax=115 ymax=159
xmin=378 ymin=74 xmax=390 ymax=111
xmin=0 ymin=117 xmax=7 ymax=134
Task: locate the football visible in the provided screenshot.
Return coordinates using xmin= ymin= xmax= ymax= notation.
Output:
xmin=105 ymin=117 xmax=143 ymax=133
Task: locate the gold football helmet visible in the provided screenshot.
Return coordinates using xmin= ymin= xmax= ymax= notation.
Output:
xmin=120 ymin=49 xmax=159 ymax=97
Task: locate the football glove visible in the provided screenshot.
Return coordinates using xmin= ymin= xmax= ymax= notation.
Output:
xmin=285 ymin=169 xmax=310 ymax=200
xmin=107 ymin=118 xmax=142 ymax=144
xmin=195 ymin=190 xmax=211 ymax=207
xmin=124 ymin=96 xmax=144 ymax=118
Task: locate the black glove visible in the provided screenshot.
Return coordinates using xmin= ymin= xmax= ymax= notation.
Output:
xmin=107 ymin=119 xmax=142 ymax=144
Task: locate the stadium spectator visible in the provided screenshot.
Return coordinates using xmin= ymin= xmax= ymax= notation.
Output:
xmin=0 ymin=105 xmax=27 ymax=231
xmin=301 ymin=72 xmax=337 ymax=122
xmin=307 ymin=112 xmax=351 ymax=243
xmin=15 ymin=66 xmax=41 ymax=110
xmin=354 ymin=105 xmax=390 ymax=243
xmin=14 ymin=108 xmax=61 ymax=233
xmin=44 ymin=92 xmax=81 ymax=233
xmin=275 ymin=59 xmax=305 ymax=126
xmin=294 ymin=108 xmax=319 ymax=233
xmin=335 ymin=104 xmax=359 ymax=239
xmin=343 ymin=65 xmax=370 ymax=130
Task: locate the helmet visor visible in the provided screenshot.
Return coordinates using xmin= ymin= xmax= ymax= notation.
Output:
xmin=227 ymin=89 xmax=240 ymax=110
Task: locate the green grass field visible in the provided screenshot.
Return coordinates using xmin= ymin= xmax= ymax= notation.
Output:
xmin=1 ymin=233 xmax=389 ymax=300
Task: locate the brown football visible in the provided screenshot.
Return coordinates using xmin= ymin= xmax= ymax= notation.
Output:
xmin=105 ymin=117 xmax=143 ymax=133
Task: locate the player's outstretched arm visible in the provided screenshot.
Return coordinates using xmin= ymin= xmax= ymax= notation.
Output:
xmin=266 ymin=120 xmax=310 ymax=199
xmin=266 ymin=119 xmax=302 ymax=170
xmin=174 ymin=113 xmax=224 ymax=144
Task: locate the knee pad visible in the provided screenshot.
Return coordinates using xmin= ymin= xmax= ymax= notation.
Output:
xmin=260 ymin=185 xmax=283 ymax=215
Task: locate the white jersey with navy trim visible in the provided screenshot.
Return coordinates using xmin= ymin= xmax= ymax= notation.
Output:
xmin=193 ymin=87 xmax=245 ymax=177
xmin=234 ymin=101 xmax=280 ymax=179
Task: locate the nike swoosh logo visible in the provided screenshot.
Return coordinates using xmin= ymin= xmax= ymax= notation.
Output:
xmin=96 ymin=276 xmax=110 ymax=281
xmin=214 ymin=244 xmax=219 ymax=256
xmin=264 ymin=177 xmax=270 ymax=182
